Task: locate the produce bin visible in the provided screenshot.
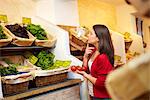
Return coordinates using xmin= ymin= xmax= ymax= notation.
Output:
xmin=35 ymin=33 xmax=57 ymax=47
xmin=2 ymin=24 xmax=35 ymax=46
xmin=25 ymin=24 xmax=57 ymax=47
xmin=0 ymin=55 xmax=37 ymax=96
xmin=1 ymin=72 xmax=33 ymax=96
xmin=0 ymin=25 xmax=12 ymax=47
xmin=33 ymin=69 xmax=68 ymax=87
xmin=2 ymin=81 xmax=29 ymax=96
xmin=35 ymin=72 xmax=67 ymax=87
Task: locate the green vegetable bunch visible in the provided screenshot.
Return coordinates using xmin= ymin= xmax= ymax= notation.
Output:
xmin=36 ymin=51 xmax=55 ymax=70
xmin=26 ymin=24 xmax=47 ymax=40
xmin=0 ymin=64 xmax=18 ymax=76
xmin=47 ymin=60 xmax=71 ymax=70
xmin=0 ymin=25 xmax=7 ymax=39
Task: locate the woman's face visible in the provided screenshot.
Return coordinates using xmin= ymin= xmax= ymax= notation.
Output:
xmin=87 ymin=29 xmax=99 ymax=44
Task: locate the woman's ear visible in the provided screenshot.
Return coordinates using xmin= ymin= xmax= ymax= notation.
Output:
xmin=96 ymin=37 xmax=99 ymax=42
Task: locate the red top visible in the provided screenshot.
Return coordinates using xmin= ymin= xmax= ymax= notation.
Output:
xmin=91 ymin=54 xmax=114 ymax=98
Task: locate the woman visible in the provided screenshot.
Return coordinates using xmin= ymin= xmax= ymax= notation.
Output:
xmin=77 ymin=24 xmax=114 ymax=100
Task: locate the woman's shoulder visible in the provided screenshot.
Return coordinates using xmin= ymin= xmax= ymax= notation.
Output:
xmin=93 ymin=53 xmax=108 ymax=65
xmin=97 ymin=53 xmax=108 ymax=60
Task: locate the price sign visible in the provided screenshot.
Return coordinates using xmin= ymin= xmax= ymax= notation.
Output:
xmin=0 ymin=15 xmax=8 ymax=23
xmin=22 ymin=17 xmax=31 ymax=24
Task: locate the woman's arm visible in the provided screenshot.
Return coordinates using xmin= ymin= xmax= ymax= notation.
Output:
xmin=82 ymin=55 xmax=89 ymax=67
xmin=82 ymin=45 xmax=95 ymax=67
xmin=76 ymin=70 xmax=97 ymax=85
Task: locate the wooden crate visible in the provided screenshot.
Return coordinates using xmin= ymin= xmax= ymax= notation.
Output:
xmin=2 ymin=24 xmax=35 ymax=46
xmin=35 ymin=72 xmax=68 ymax=87
xmin=2 ymin=81 xmax=29 ymax=96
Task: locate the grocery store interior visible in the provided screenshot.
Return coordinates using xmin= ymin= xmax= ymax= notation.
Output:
xmin=0 ymin=0 xmax=149 ymax=100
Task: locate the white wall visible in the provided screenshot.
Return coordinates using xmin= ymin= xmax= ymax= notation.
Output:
xmin=36 ymin=0 xmax=79 ymax=26
xmin=53 ymin=0 xmax=79 ymax=26
xmin=116 ymin=4 xmax=137 ymax=34
xmin=36 ymin=0 xmax=55 ymax=24
xmin=0 ymin=0 xmax=36 ymax=23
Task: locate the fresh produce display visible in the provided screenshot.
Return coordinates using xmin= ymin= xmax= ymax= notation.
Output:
xmin=35 ymin=51 xmax=55 ymax=70
xmin=70 ymin=66 xmax=87 ymax=72
xmin=0 ymin=64 xmax=18 ymax=76
xmin=25 ymin=51 xmax=71 ymax=70
xmin=0 ymin=25 xmax=7 ymax=39
xmin=25 ymin=24 xmax=47 ymax=40
xmin=47 ymin=60 xmax=71 ymax=70
xmin=5 ymin=24 xmax=29 ymax=38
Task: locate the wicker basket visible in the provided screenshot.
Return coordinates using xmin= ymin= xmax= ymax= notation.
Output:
xmin=2 ymin=24 xmax=35 ymax=46
xmin=35 ymin=72 xmax=67 ymax=87
xmin=2 ymin=81 xmax=29 ymax=96
xmin=0 ymin=27 xmax=12 ymax=47
xmin=35 ymin=33 xmax=57 ymax=47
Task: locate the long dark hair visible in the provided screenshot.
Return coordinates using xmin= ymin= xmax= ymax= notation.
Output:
xmin=93 ymin=24 xmax=114 ymax=66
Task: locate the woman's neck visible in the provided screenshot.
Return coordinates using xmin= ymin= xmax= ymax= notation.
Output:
xmin=90 ymin=51 xmax=100 ymax=61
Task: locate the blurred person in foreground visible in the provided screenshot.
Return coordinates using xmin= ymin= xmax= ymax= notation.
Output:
xmin=105 ymin=0 xmax=150 ymax=100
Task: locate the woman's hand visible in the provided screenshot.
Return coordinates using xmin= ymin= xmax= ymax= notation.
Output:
xmin=84 ymin=45 xmax=95 ymax=59
xmin=76 ymin=70 xmax=88 ymax=78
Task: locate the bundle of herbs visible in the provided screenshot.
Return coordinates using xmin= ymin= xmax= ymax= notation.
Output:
xmin=0 ymin=64 xmax=18 ymax=76
xmin=33 ymin=50 xmax=55 ymax=70
xmin=25 ymin=24 xmax=47 ymax=40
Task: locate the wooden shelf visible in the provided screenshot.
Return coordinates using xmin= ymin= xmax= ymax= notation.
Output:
xmin=0 ymin=45 xmax=55 ymax=56
xmin=3 ymin=79 xmax=81 ymax=100
xmin=0 ymin=45 xmax=55 ymax=51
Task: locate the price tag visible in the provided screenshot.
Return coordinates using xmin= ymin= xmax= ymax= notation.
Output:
xmin=0 ymin=14 xmax=8 ymax=23
xmin=22 ymin=17 xmax=31 ymax=24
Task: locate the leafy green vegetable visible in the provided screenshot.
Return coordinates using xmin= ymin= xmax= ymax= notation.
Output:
xmin=36 ymin=51 xmax=55 ymax=70
xmin=0 ymin=64 xmax=19 ymax=76
xmin=25 ymin=51 xmax=71 ymax=70
xmin=62 ymin=61 xmax=71 ymax=67
xmin=26 ymin=24 xmax=47 ymax=40
xmin=47 ymin=60 xmax=71 ymax=70
xmin=0 ymin=25 xmax=7 ymax=39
